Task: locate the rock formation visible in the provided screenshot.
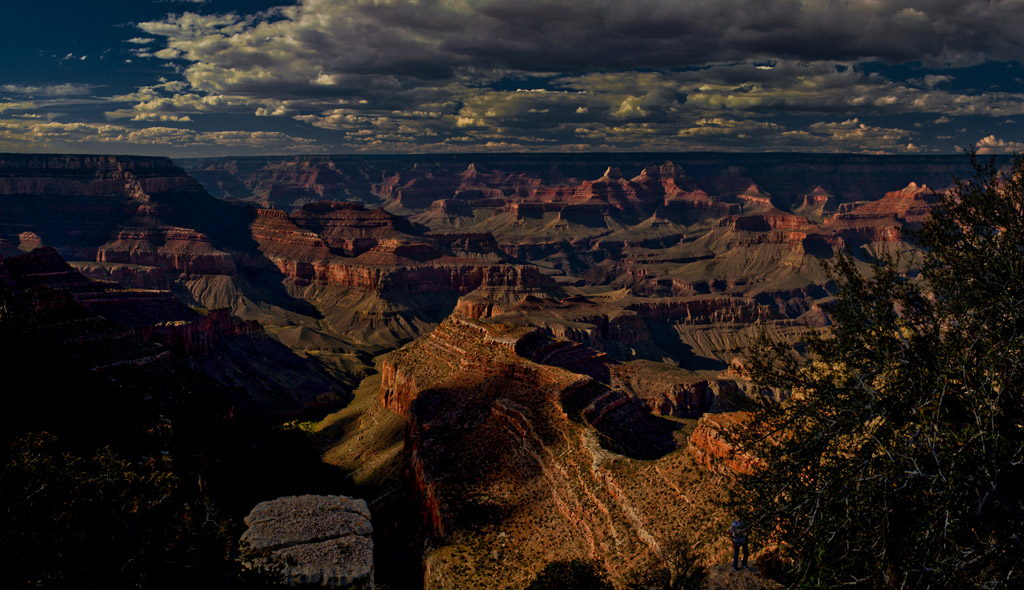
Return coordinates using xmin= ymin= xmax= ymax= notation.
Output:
xmin=373 ymin=313 xmax=743 ymax=587
xmin=0 ymin=245 xmax=262 ymax=452
xmin=688 ymin=412 xmax=759 ymax=476
xmin=181 ymin=153 xmax=973 ymax=210
xmin=242 ymin=495 xmax=374 ymax=589
xmin=0 ymin=246 xmax=343 ymax=415
xmin=2 ymin=151 xmax=992 ymax=590
xmin=182 ymin=156 xmax=376 ymax=208
xmin=1 ymin=152 xmax=971 ymax=369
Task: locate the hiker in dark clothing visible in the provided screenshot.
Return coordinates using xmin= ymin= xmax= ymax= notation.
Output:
xmin=729 ymin=517 xmax=748 ymax=570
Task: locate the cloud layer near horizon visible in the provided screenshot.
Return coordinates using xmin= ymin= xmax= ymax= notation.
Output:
xmin=3 ymin=0 xmax=1024 ymax=155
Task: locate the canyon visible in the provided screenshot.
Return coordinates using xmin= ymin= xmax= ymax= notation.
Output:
xmin=0 ymin=152 xmax=977 ymax=589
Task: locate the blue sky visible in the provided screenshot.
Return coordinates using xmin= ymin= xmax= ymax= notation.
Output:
xmin=3 ymin=0 xmax=1024 ymax=156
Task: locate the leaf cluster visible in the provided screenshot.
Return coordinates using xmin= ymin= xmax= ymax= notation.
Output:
xmin=0 ymin=432 xmax=270 ymax=589
xmin=737 ymin=151 xmax=1024 ymax=589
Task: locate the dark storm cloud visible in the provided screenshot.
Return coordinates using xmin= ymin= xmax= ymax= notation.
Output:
xmin=139 ymin=0 xmax=1024 ymax=94
xmin=5 ymin=0 xmax=1024 ymax=154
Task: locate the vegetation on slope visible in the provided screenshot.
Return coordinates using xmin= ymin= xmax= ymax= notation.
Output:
xmin=0 ymin=433 xmax=273 ymax=590
xmin=738 ymin=152 xmax=1024 ymax=588
xmin=525 ymin=559 xmax=614 ymax=590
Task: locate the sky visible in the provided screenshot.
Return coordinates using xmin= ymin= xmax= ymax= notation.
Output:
xmin=3 ymin=0 xmax=1024 ymax=157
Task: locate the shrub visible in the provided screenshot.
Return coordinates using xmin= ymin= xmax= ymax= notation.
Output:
xmin=0 ymin=432 xmax=268 ymax=589
xmin=526 ymin=558 xmax=614 ymax=590
xmin=738 ymin=151 xmax=1024 ymax=588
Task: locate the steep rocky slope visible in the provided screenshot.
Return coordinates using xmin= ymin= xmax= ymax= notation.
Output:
xmin=0 ymin=245 xmax=253 ymax=455
xmin=0 ymin=246 xmax=342 ymax=416
xmin=0 ymin=243 xmax=360 ymax=585
xmin=0 ymin=154 xmax=559 ymax=364
xmin=364 ymin=314 xmax=741 ymax=588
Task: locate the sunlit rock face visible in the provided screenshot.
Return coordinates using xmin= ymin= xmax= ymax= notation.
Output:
xmin=379 ymin=315 xmax=682 ymax=586
xmin=688 ymin=411 xmax=760 ymax=476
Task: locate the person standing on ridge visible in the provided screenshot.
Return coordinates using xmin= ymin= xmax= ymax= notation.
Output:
xmin=729 ymin=516 xmax=749 ymax=571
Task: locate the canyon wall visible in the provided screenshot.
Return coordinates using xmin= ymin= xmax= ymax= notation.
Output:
xmin=378 ymin=316 xmax=666 ymax=587
xmin=374 ymin=313 xmax=755 ymax=588
xmin=2 ymin=152 xmax=980 ymax=589
xmin=1 ymin=246 xmax=344 ymax=416
xmin=180 ymin=153 xmax=977 ymax=209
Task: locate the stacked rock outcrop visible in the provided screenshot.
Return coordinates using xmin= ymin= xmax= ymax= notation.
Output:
xmin=241 ymin=495 xmax=374 ymax=589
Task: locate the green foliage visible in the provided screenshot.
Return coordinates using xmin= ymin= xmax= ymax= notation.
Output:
xmin=526 ymin=558 xmax=614 ymax=590
xmin=737 ymin=151 xmax=1024 ymax=589
xmin=0 ymin=432 xmax=270 ymax=589
xmin=276 ymin=419 xmax=319 ymax=434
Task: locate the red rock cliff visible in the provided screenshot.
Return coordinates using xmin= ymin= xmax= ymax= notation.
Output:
xmin=688 ymin=412 xmax=759 ymax=476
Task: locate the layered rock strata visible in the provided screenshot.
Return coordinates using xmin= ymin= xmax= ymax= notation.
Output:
xmin=378 ymin=315 xmax=711 ymax=587
xmin=249 ymin=206 xmax=552 ymax=297
xmin=688 ymin=412 xmax=759 ymax=476
xmin=0 ymin=155 xmax=568 ymax=358
xmin=183 ymin=153 xmax=974 ymax=209
xmin=0 ymin=154 xmax=256 ymax=296
xmin=1 ymin=154 xmax=959 ymax=368
xmin=454 ymin=288 xmax=820 ymax=371
xmin=2 ymin=246 xmax=342 ymax=414
xmin=0 ymin=246 xmax=260 ymax=445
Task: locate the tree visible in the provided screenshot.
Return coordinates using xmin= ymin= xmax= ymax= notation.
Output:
xmin=526 ymin=559 xmax=614 ymax=590
xmin=623 ymin=537 xmax=708 ymax=590
xmin=736 ymin=151 xmax=1024 ymax=589
xmin=0 ymin=432 xmax=273 ymax=589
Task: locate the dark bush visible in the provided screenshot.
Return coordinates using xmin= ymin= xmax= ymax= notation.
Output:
xmin=0 ymin=432 xmax=270 ymax=589
xmin=526 ymin=558 xmax=614 ymax=590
